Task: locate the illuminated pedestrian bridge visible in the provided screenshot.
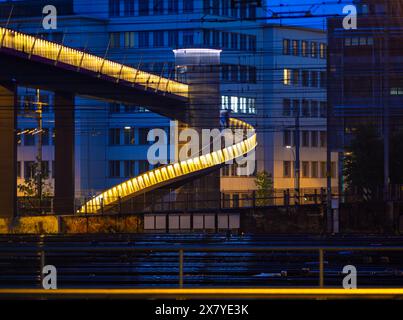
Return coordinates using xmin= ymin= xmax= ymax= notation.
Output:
xmin=79 ymin=118 xmax=257 ymax=214
xmin=0 ymin=26 xmax=257 ymax=217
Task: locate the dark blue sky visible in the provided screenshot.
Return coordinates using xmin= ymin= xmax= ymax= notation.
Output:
xmin=266 ymin=0 xmax=354 ymax=30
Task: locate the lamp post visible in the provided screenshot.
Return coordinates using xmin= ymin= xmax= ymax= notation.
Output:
xmin=286 ymin=145 xmax=300 ymax=205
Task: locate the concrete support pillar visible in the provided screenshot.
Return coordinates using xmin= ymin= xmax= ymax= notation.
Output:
xmin=173 ymin=49 xmax=221 ymax=210
xmin=0 ymin=83 xmax=17 ymax=219
xmin=54 ymin=92 xmax=75 ymax=215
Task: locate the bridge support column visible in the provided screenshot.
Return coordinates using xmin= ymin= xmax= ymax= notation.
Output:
xmin=174 ymin=49 xmax=221 ymax=210
xmin=54 ymin=92 xmax=75 ymax=215
xmin=0 ymin=83 xmax=17 ymax=219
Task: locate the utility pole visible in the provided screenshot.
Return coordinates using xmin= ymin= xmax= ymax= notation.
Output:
xmin=294 ymin=103 xmax=300 ymax=205
xmin=36 ymin=89 xmax=43 ymax=208
xmin=383 ymin=12 xmax=390 ymax=201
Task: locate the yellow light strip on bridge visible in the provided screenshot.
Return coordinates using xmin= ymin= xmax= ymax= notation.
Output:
xmin=78 ymin=118 xmax=257 ymax=214
xmin=0 ymin=27 xmax=188 ymax=97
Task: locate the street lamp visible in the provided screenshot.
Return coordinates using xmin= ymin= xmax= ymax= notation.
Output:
xmin=286 ymin=145 xmax=300 ymax=205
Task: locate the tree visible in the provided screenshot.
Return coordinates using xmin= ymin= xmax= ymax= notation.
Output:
xmin=343 ymin=126 xmax=403 ymax=193
xmin=18 ymin=156 xmax=53 ymax=198
xmin=254 ymin=171 xmax=273 ymax=206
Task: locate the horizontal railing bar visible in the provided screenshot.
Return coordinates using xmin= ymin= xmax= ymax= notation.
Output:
xmin=1 ymin=246 xmax=403 ymax=253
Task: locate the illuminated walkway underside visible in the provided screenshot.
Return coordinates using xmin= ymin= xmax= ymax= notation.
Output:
xmin=0 ymin=27 xmax=188 ymax=97
xmin=79 ymin=118 xmax=257 ymax=214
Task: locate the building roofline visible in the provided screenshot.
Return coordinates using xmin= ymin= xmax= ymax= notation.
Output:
xmin=262 ymin=23 xmax=326 ymax=34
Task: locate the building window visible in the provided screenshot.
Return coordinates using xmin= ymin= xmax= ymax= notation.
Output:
xmin=248 ymin=98 xmax=256 ymax=114
xmin=283 ymin=99 xmax=291 ymax=116
xmin=301 ymin=40 xmax=308 ymax=57
xmin=320 ymin=71 xmax=326 ymax=88
xmin=300 ymin=100 xmax=309 ymax=117
xmin=320 ymin=43 xmax=326 ymax=59
xmin=24 ymin=161 xmax=35 ymax=180
xmin=123 ymin=127 xmax=135 ymax=145
xmin=292 ymin=69 xmax=299 ymax=86
xmin=311 ymin=162 xmax=318 ymax=178
xmin=167 ymin=0 xmax=178 ymax=13
xmin=212 ymin=0 xmax=220 ymax=15
xmin=240 ymin=65 xmax=247 ymax=83
xmin=124 ymin=0 xmax=135 ymax=16
xmin=302 ymin=131 xmax=309 ymax=147
xmin=139 ymin=0 xmax=149 ymax=15
xmin=221 ymin=0 xmax=229 ymax=15
xmin=311 ymin=42 xmax=317 ymax=58
xmin=240 ymin=34 xmax=247 ymax=50
xmin=139 ymin=128 xmax=150 ymax=145
xmin=248 ymin=66 xmax=256 ymax=83
xmin=203 ymin=30 xmax=210 ymax=46
xmin=248 ymin=35 xmax=256 ymax=51
xmin=310 ymin=71 xmax=318 ymax=87
xmin=292 ymin=99 xmax=300 ymax=117
xmin=230 ymin=96 xmax=238 ymax=113
xmin=124 ymin=160 xmax=135 ymax=177
xmin=283 ymin=161 xmax=292 ymax=178
xmin=231 ymin=33 xmax=238 ymax=49
xmin=283 ymin=69 xmax=291 ymax=85
xmin=212 ymin=30 xmax=220 ymax=47
xmin=310 ymin=100 xmax=319 ymax=118
xmin=248 ymin=3 xmax=256 ymax=19
xmin=168 ymin=30 xmax=179 ymax=47
xmin=222 ymin=64 xmax=230 ymax=81
xmin=320 ymin=131 xmax=327 ymax=148
xmin=221 ymin=96 xmax=229 ymax=110
xmin=183 ymin=0 xmax=194 ymax=13
xmin=109 ymin=32 xmax=121 ymax=48
xmin=230 ymin=0 xmax=237 ymax=17
xmin=283 ymin=130 xmax=292 ymax=147
xmin=153 ymin=31 xmax=164 ymax=47
xmin=230 ymin=65 xmax=238 ymax=82
xmin=331 ymin=162 xmax=337 ymax=178
xmin=302 ymin=161 xmax=310 ymax=178
xmin=138 ymin=160 xmax=150 ymax=174
xmin=302 ymin=70 xmax=309 ymax=87
xmin=320 ymin=161 xmax=326 ymax=178
xmin=183 ymin=31 xmax=194 ymax=46
xmin=222 ymin=32 xmax=229 ymax=48
xmin=153 ymin=0 xmax=164 ymax=15
xmin=292 ymin=40 xmax=299 ymax=56
xmin=109 ymin=0 xmax=120 ymax=17
xmin=283 ymin=39 xmax=290 ymax=55
xmin=311 ymin=131 xmax=318 ymax=147
xmin=109 ymin=128 xmax=121 ymax=145
xmin=109 ymin=161 xmax=121 ymax=178
xmin=138 ymin=31 xmax=149 ymax=48
xmin=203 ymin=0 xmax=210 ymax=14
xmin=124 ymin=32 xmax=134 ymax=48
xmin=109 ymin=102 xmax=120 ymax=113
xmin=320 ymin=102 xmax=327 ymax=118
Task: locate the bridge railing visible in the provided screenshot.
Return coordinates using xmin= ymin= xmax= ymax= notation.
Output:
xmin=2 ymin=244 xmax=403 ymax=289
xmin=0 ymin=27 xmax=188 ymax=97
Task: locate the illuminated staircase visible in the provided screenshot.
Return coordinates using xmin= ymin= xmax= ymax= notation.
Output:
xmin=78 ymin=118 xmax=257 ymax=214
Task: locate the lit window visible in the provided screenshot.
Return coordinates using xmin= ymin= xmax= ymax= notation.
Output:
xmin=239 ymin=97 xmax=247 ymax=113
xmin=248 ymin=98 xmax=256 ymax=114
xmin=221 ymin=96 xmax=229 ymax=110
xmin=230 ymin=96 xmax=238 ymax=113
xmin=283 ymin=69 xmax=291 ymax=85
